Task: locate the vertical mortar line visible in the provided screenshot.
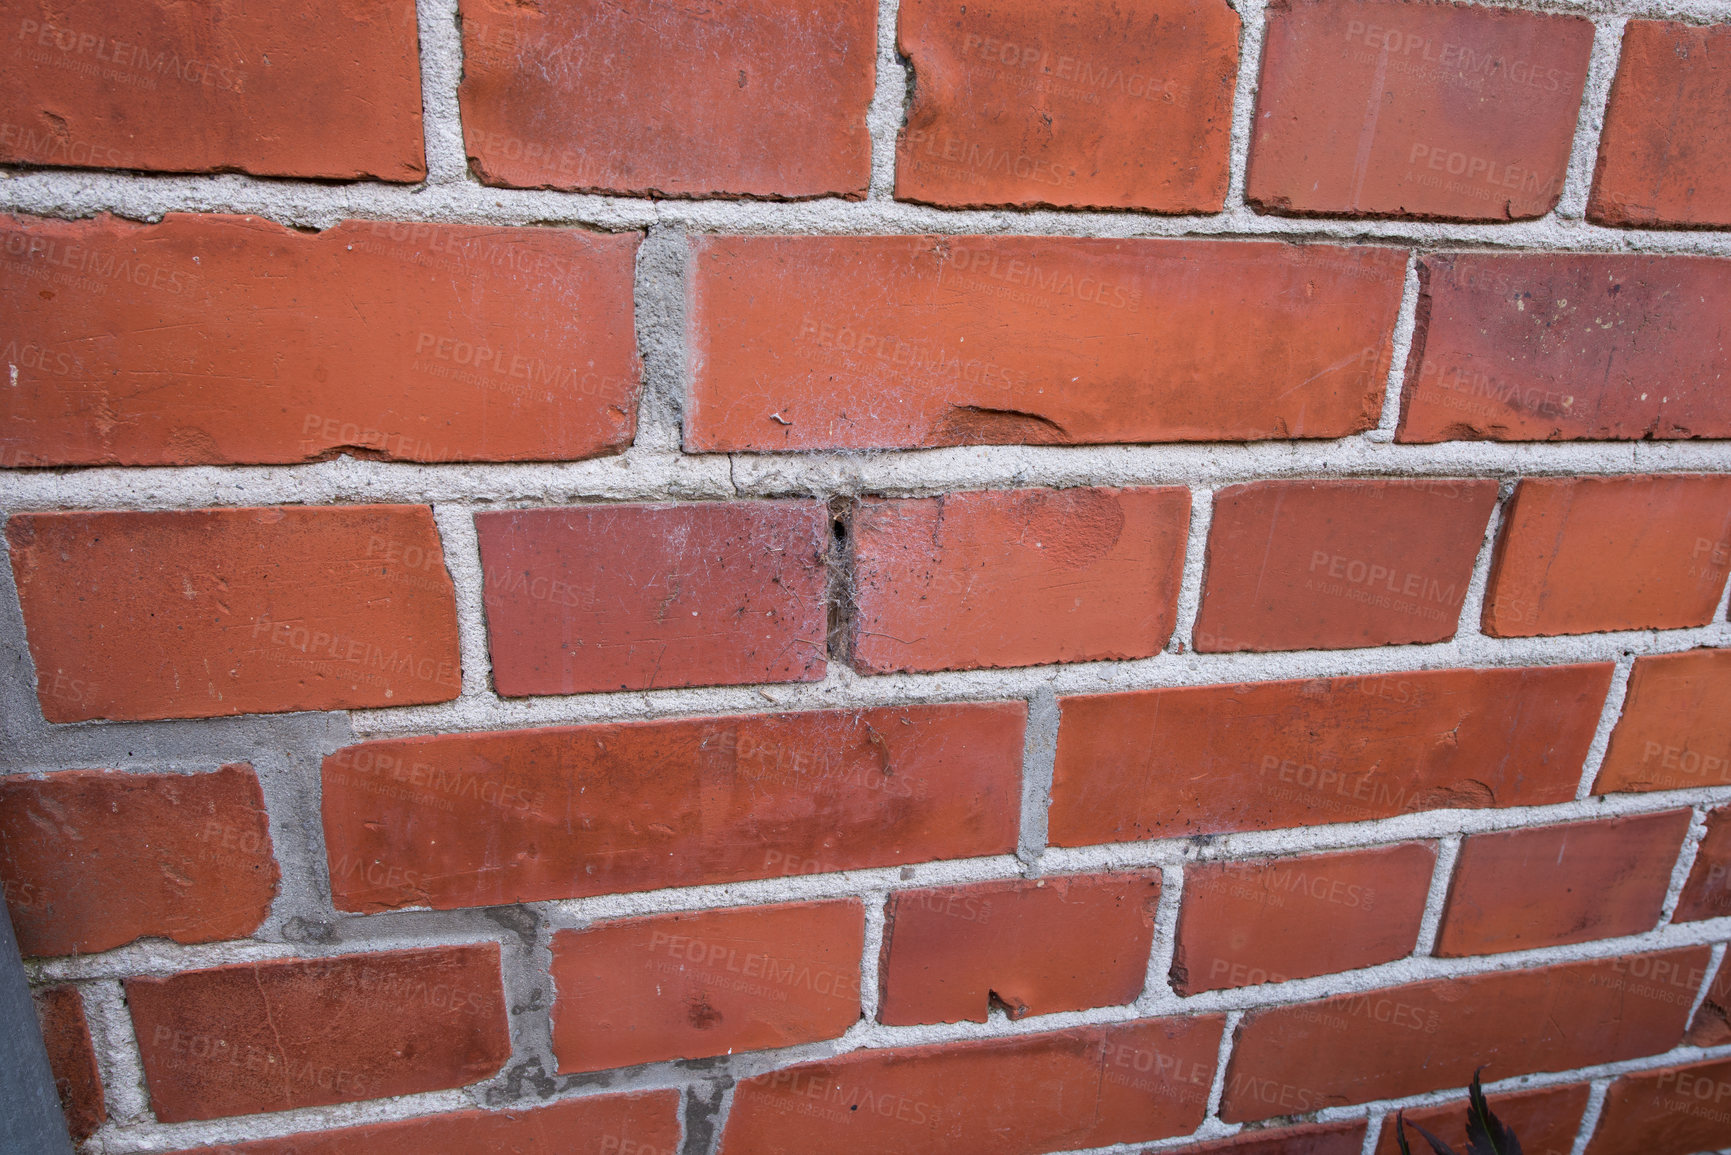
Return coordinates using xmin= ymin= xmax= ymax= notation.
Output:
xmin=1372 ymin=251 xmax=1422 ymax=436
xmin=251 ymin=739 xmax=346 ymax=943
xmin=858 ymin=889 xmax=889 ymax=1024
xmin=432 ymin=502 xmax=494 ymax=701
xmin=1452 ymin=478 xmax=1513 ymax=642
xmin=867 ymin=0 xmax=908 ymax=200
xmin=1684 ymin=941 xmax=1727 ymax=1027
xmin=633 ymin=223 xmax=694 ymax=455
xmin=1203 ymin=1008 xmax=1244 ymax=1120
xmin=495 ymin=908 xmax=559 ymax=1085
xmin=1554 ymin=16 xmax=1628 ymax=221
xmin=414 ymin=0 xmax=469 ymax=184
xmin=1171 ymin=486 xmax=1216 ymax=653
xmin=1360 ymin=1111 xmax=1384 ymax=1155
xmin=1574 ymin=654 xmax=1635 ymax=801
xmin=1017 ymin=684 xmax=1060 ymax=872
xmin=1658 ymin=804 xmax=1711 ymax=924
xmin=695 ymin=1083 xmax=737 ymax=1155
xmin=1140 ymin=863 xmax=1188 ymax=1010
xmin=1411 ymin=835 xmax=1462 ymax=957
xmin=1223 ymin=0 xmax=1271 ymax=211
xmin=80 ymin=979 xmax=151 ymax=1124
xmin=1713 ymin=545 xmax=1731 ymax=623
xmin=1568 ymin=1080 xmax=1611 ymax=1155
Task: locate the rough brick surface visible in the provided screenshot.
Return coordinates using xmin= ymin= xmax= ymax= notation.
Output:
xmin=1397 ymin=252 xmax=1731 ymax=443
xmin=687 ymin=235 xmax=1405 ymax=451
xmin=477 ymin=502 xmax=829 ymax=696
xmin=721 ymin=1018 xmax=1224 ymax=1155
xmin=0 ymin=213 xmax=640 ymax=466
xmin=1193 ymin=479 xmax=1498 ymax=652
xmin=1688 ymin=954 xmax=1731 ymax=1047
xmin=1050 ymin=665 xmax=1608 ymax=843
xmin=1482 ymin=475 xmax=1731 ymax=637
xmin=849 ymin=487 xmax=1190 ymax=674
xmin=894 ymin=0 xmax=1240 ymax=211
xmin=167 ymin=1092 xmax=682 ymax=1155
xmin=1673 ymin=803 xmax=1731 ymax=923
xmin=550 ymin=901 xmax=864 ymax=1073
xmin=7 ymin=505 xmax=461 ymax=720
xmin=323 ymin=705 xmax=1023 ymax=911
xmin=1172 ymin=843 xmax=1435 ymax=994
xmin=1221 ymin=947 xmax=1710 ymax=1121
xmin=458 ymin=0 xmax=875 ymax=198
xmin=33 ymin=985 xmax=103 ymax=1143
xmin=127 ymin=945 xmax=510 ymax=1123
xmin=1585 ymin=1057 xmax=1731 ymax=1155
xmin=1435 ymin=811 xmax=1691 ymax=956
xmin=877 ymin=872 xmax=1161 ymax=1025
xmin=0 ymin=0 xmax=424 ymax=180
xmin=1246 ymin=0 xmax=1592 ymax=220
xmin=1597 ymin=648 xmax=1731 ymax=793
xmin=0 ymin=765 xmax=276 ymax=957
xmin=1374 ymin=1084 xmax=1590 ymax=1155
xmin=1589 ymin=20 xmax=1731 ymax=230
xmin=1169 ymin=1122 xmax=1368 ymax=1154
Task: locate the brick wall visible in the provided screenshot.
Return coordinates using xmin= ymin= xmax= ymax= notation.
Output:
xmin=2 ymin=0 xmax=1731 ymax=1152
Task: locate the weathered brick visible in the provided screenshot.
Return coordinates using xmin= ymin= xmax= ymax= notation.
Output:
xmin=0 ymin=213 xmax=639 ymax=466
xmin=1194 ymin=480 xmax=1496 ymax=652
xmin=0 ymin=765 xmax=276 ymax=957
xmin=1049 ymin=665 xmax=1609 ymax=842
xmin=1674 ymin=803 xmax=1731 ymax=923
xmin=877 ymin=873 xmax=1161 ymax=1025
xmin=1224 ymin=948 xmax=1708 ymax=1121
xmin=1686 ymin=954 xmax=1731 ymax=1047
xmin=33 ymin=986 xmax=103 ymax=1143
xmin=1589 ymin=20 xmax=1731 ymax=229
xmin=458 ymin=0 xmax=875 ymax=198
xmin=895 ymin=0 xmax=1239 ymax=211
xmin=1246 ymin=0 xmax=1592 ymax=220
xmin=323 ymin=705 xmax=1023 ymax=912
xmin=1172 ymin=843 xmax=1434 ymax=994
xmin=1482 ymin=475 xmax=1731 ymax=637
xmin=1168 ymin=1122 xmax=1368 ymax=1154
xmin=6 ymin=505 xmax=461 ymax=720
xmin=1435 ymin=812 xmax=1690 ymax=956
xmin=551 ymin=901 xmax=863 ymax=1073
xmin=1376 ymin=1084 xmax=1590 ymax=1155
xmin=1585 ymin=1057 xmax=1731 ymax=1155
xmin=687 ymin=235 xmax=1406 ymax=451
xmin=721 ymin=1018 xmax=1224 ymax=1154
xmin=1596 ymin=649 xmax=1731 ymax=793
xmin=127 ymin=945 xmax=510 ymax=1123
xmin=1398 ymin=252 xmax=1731 ymax=443
xmin=849 ymin=488 xmax=1190 ymax=674
xmin=0 ymin=0 xmax=423 ymax=179
xmin=478 ymin=502 xmax=829 ymax=695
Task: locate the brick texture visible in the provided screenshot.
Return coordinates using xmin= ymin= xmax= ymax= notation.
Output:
xmin=849 ymin=487 xmax=1190 ymax=673
xmin=1482 ymin=475 xmax=1731 ymax=636
xmin=1585 ymin=1057 xmax=1731 ymax=1155
xmin=0 ymin=0 xmax=424 ymax=179
xmin=322 ymin=705 xmax=1023 ymax=911
xmin=477 ymin=502 xmax=829 ymax=696
xmin=1676 ymin=804 xmax=1731 ymax=923
xmin=127 ymin=945 xmax=510 ymax=1123
xmin=1193 ymin=479 xmax=1498 ymax=652
xmin=1375 ymin=1084 xmax=1590 ymax=1155
xmin=1687 ymin=953 xmax=1731 ymax=1047
xmin=1172 ymin=843 xmax=1435 ymax=994
xmin=1589 ymin=20 xmax=1731 ymax=229
xmin=0 ymin=765 xmax=276 ymax=957
xmin=33 ymin=985 xmax=104 ymax=1143
xmin=1247 ymin=0 xmax=1593 ymax=220
xmin=1050 ymin=665 xmax=1609 ymax=843
xmin=1596 ymin=648 xmax=1731 ymax=793
xmin=686 ymin=235 xmax=1406 ymax=451
xmin=551 ymin=901 xmax=864 ymax=1073
xmin=0 ymin=213 xmax=640 ymax=466
xmin=895 ymin=0 xmax=1240 ymax=211
xmin=877 ymin=872 xmax=1161 ymax=1025
xmin=1169 ymin=1122 xmax=1369 ymax=1154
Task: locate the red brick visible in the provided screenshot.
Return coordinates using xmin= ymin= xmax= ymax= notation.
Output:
xmin=0 ymin=0 xmax=423 ymax=180
xmin=458 ymin=0 xmax=874 ymax=198
xmin=0 ymin=765 xmax=276 ymax=957
xmin=7 ymin=505 xmax=461 ymax=721
xmin=1193 ymin=480 xmax=1498 ymax=652
xmin=1585 ymin=1057 xmax=1731 ymax=1155
xmin=687 ymin=235 xmax=1406 ymax=451
xmin=551 ymin=901 xmax=863 ymax=1073
xmin=33 ymin=986 xmax=103 ymax=1143
xmin=722 ymin=1017 xmax=1224 ymax=1155
xmin=1596 ymin=649 xmax=1731 ymax=794
xmin=1686 ymin=953 xmax=1731 ymax=1047
xmin=477 ymin=502 xmax=828 ymax=696
xmin=1675 ymin=805 xmax=1731 ymax=922
xmin=1397 ymin=252 xmax=1731 ymax=443
xmin=323 ymin=704 xmax=1022 ymax=912
xmin=1435 ymin=811 xmax=1690 ymax=956
xmin=1375 ymin=1084 xmax=1589 ymax=1155
xmin=877 ymin=872 xmax=1161 ymax=1025
xmin=1172 ymin=843 xmax=1434 ymax=994
xmin=1050 ymin=665 xmax=1610 ymax=843
xmin=1246 ymin=0 xmax=1592 ymax=220
xmin=1221 ymin=947 xmax=1709 ymax=1121
xmin=895 ymin=0 xmax=1239 ymax=211
xmin=167 ymin=1092 xmax=682 ymax=1155
xmin=127 ymin=945 xmax=510 ymax=1123
xmin=1482 ymin=475 xmax=1731 ymax=637
xmin=1166 ymin=1122 xmax=1368 ymax=1155
xmin=850 ymin=488 xmax=1190 ymax=674
xmin=1589 ymin=21 xmax=1731 ymax=230
xmin=0 ymin=213 xmax=639 ymax=466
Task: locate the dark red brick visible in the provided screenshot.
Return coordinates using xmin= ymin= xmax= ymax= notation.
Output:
xmin=1676 ymin=804 xmax=1731 ymax=923
xmin=1585 ymin=1057 xmax=1731 ymax=1155
xmin=1596 ymin=649 xmax=1731 ymax=793
xmin=33 ymin=985 xmax=103 ymax=1143
xmin=1376 ymin=1084 xmax=1589 ymax=1155
xmin=1686 ymin=953 xmax=1731 ymax=1047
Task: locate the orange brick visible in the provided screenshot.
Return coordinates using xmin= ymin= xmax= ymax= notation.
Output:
xmin=1375 ymin=1084 xmax=1589 ymax=1155
xmin=1596 ymin=649 xmax=1731 ymax=793
xmin=1585 ymin=1057 xmax=1731 ymax=1155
